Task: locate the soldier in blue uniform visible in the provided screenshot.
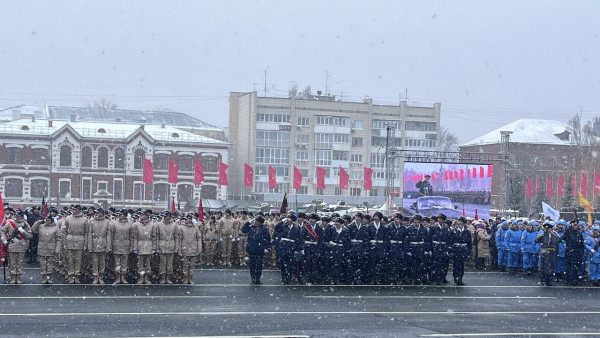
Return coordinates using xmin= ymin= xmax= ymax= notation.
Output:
xmin=367 ymin=212 xmax=389 ymax=284
xmin=323 ymin=218 xmax=351 ymax=285
xmin=404 ymin=215 xmax=429 ymax=285
xmin=563 ymin=220 xmax=585 ymax=286
xmin=495 ymin=221 xmax=510 ymax=272
xmin=348 ymin=213 xmax=370 ymax=284
xmin=451 ymin=216 xmax=472 ymax=285
xmin=388 ymin=213 xmax=407 ymax=284
xmin=585 ymin=225 xmax=600 ymax=286
xmin=429 ymin=214 xmax=451 ymax=285
xmin=521 ymin=221 xmax=538 ymax=275
xmin=421 ymin=217 xmax=433 ymax=283
xmin=555 ymin=221 xmax=567 ymax=282
xmin=506 ymin=221 xmax=522 ymax=274
xmin=275 ymin=214 xmax=300 ymax=284
xmin=300 ymin=213 xmax=323 ymax=284
xmin=241 ymin=215 xmax=271 ymax=285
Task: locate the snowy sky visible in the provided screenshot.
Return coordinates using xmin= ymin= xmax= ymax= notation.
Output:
xmin=1 ymin=1 xmax=598 ymax=144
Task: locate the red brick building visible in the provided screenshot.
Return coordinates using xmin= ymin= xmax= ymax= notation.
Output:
xmin=0 ymin=118 xmax=229 ymax=209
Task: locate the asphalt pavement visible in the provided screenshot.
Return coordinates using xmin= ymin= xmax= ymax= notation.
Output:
xmin=1 ymin=264 xmax=600 ymax=338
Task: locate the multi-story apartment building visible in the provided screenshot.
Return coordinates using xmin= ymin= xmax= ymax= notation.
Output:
xmin=229 ymin=91 xmax=441 ymax=203
xmin=0 ymin=117 xmax=228 ymax=209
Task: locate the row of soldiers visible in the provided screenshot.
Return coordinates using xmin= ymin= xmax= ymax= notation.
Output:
xmin=1 ymin=205 xmax=202 ymax=284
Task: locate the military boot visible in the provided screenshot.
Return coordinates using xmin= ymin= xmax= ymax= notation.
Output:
xmin=166 ymin=274 xmax=173 ymax=284
xmin=121 ymin=274 xmax=128 ymax=284
xmin=144 ymin=274 xmax=152 ymax=285
xmin=137 ymin=274 xmax=144 ymax=285
xmin=159 ymin=274 xmax=166 ymax=284
xmin=457 ymin=277 xmax=466 ymax=286
xmin=47 ymin=275 xmax=54 ymax=284
xmin=188 ymin=271 xmax=194 ymax=284
xmin=16 ymin=274 xmax=23 ymax=284
xmin=68 ymin=275 xmax=75 ymax=284
xmin=92 ymin=276 xmax=99 ymax=285
xmin=73 ymin=276 xmax=80 ymax=284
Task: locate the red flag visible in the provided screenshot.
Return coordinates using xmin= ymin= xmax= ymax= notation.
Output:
xmin=479 ymin=166 xmax=484 ymax=179
xmin=0 ymin=192 xmax=5 ymax=221
xmin=197 ymin=198 xmax=204 ymax=222
xmin=280 ymin=193 xmax=288 ymax=214
xmin=460 ymin=169 xmax=464 ymax=180
xmin=595 ymin=171 xmax=600 ymax=195
xmin=462 ymin=206 xmax=466 ymax=217
xmin=364 ymin=167 xmax=373 ymax=191
xmin=171 ymin=197 xmax=176 ymax=212
xmin=43 ymin=200 xmax=48 ymax=218
xmin=526 ymin=178 xmax=534 ymax=198
xmin=487 ymin=165 xmax=493 ymax=177
xmin=474 ymin=209 xmax=479 ymax=220
xmin=244 ymin=163 xmax=254 ymax=187
xmin=571 ymin=175 xmax=577 ymax=197
xmin=316 ymin=166 xmax=326 ymax=190
xmin=219 ymin=162 xmax=229 ymax=186
xmin=546 ymin=176 xmax=554 ymax=197
xmin=581 ymin=173 xmax=588 ymax=197
xmin=558 ymin=174 xmax=565 ymax=197
xmin=472 ymin=167 xmax=477 ymax=178
xmin=168 ymin=159 xmax=178 ymax=184
xmin=467 ymin=168 xmax=471 ymax=179
xmin=339 ymin=167 xmax=349 ymax=189
xmin=142 ymin=158 xmax=154 ymax=183
xmin=293 ymin=166 xmax=302 ymax=190
xmin=194 ymin=160 xmax=204 ymax=185
xmin=454 ymin=170 xmax=459 ymax=180
xmin=268 ymin=165 xmax=277 ymax=189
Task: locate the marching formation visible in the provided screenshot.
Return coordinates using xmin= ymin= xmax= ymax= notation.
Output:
xmin=1 ymin=202 xmax=599 ymax=287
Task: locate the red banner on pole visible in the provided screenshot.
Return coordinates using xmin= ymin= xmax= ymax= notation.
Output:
xmin=546 ymin=176 xmax=554 ymax=197
xmin=244 ymin=163 xmax=254 ymax=187
xmin=293 ymin=166 xmax=302 ymax=190
xmin=143 ymin=159 xmax=154 ymax=183
xmin=268 ymin=165 xmax=277 ymax=189
xmin=219 ymin=162 xmax=229 ymax=186
xmin=479 ymin=166 xmax=484 ymax=179
xmin=460 ymin=169 xmax=464 ymax=180
xmin=316 ymin=167 xmax=326 ymax=190
xmin=581 ymin=173 xmax=588 ymax=197
xmin=194 ymin=160 xmax=204 ymax=185
xmin=526 ymin=178 xmax=534 ymax=198
xmin=197 ymin=198 xmax=204 ymax=221
xmin=557 ymin=174 xmax=565 ymax=197
xmin=595 ymin=171 xmax=600 ymax=195
xmin=339 ymin=167 xmax=349 ymax=189
xmin=364 ymin=167 xmax=373 ymax=191
xmin=487 ymin=165 xmax=493 ymax=177
xmin=168 ymin=159 xmax=179 ymax=184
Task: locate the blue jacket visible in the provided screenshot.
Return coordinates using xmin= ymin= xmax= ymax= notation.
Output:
xmin=506 ymin=229 xmax=522 ymax=253
xmin=241 ymin=222 xmax=272 ymax=255
xmin=584 ymin=237 xmax=600 ymax=264
xmin=520 ymin=230 xmax=537 ymax=254
xmin=557 ymin=231 xmax=566 ymax=258
xmin=496 ymin=227 xmax=510 ymax=251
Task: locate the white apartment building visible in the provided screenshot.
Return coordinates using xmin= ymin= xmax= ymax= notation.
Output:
xmin=229 ymin=91 xmax=441 ymax=203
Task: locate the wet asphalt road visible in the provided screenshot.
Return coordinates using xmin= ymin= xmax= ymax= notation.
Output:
xmin=1 ymin=265 xmax=600 ymax=338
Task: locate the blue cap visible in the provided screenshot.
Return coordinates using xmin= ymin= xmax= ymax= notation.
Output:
xmin=530 ymin=221 xmax=539 ymax=226
xmin=502 ymin=221 xmax=509 ymax=226
xmin=592 ymin=225 xmax=600 ymax=231
xmin=517 ymin=220 xmax=524 ymax=225
xmin=511 ymin=220 xmax=518 ymax=225
xmin=594 ymin=220 xmax=600 ymax=224
xmin=579 ymin=221 xmax=587 ymax=227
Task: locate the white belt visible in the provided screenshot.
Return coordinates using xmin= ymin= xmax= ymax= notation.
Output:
xmin=328 ymin=241 xmax=344 ymax=247
xmin=351 ymin=239 xmax=363 ymax=243
xmin=281 ymin=238 xmax=295 ymax=243
xmin=370 ymin=240 xmax=385 ymax=244
xmin=304 ymin=240 xmax=318 ymax=245
xmin=410 ymin=242 xmax=424 ymax=245
xmin=454 ymin=243 xmax=467 ymax=246
xmin=390 ymin=240 xmax=403 ymax=244
xmin=432 ymin=241 xmax=446 ymax=245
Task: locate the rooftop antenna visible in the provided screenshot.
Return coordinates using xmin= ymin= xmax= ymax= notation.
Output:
xmin=264 ymin=70 xmax=267 ymax=97
xmin=325 ymin=70 xmax=330 ymax=95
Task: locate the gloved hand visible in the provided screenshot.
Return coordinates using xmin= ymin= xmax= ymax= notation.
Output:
xmin=264 ymin=249 xmax=269 ymax=253
xmin=2 ymin=240 xmax=7 ymax=246
xmin=18 ymin=227 xmax=25 ymax=233
xmin=329 ymin=241 xmax=336 ymax=246
xmin=237 ymin=238 xmax=241 ymax=241
xmin=406 ymin=252 xmax=412 ymax=256
xmin=133 ymin=250 xmax=138 ymax=255
xmin=219 ymin=237 xmax=223 ymax=242
xmin=151 ymin=249 xmax=156 ymax=254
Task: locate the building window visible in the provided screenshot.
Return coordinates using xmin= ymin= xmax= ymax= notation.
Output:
xmin=296 ymin=134 xmax=309 ymax=144
xmin=350 ymin=188 xmax=362 ymax=196
xmin=296 ymin=186 xmax=308 ymax=194
xmin=154 ymin=154 xmax=169 ymax=170
xmin=113 ymin=179 xmax=123 ymax=201
xmin=256 ymin=130 xmax=291 ymax=147
xmin=350 ymin=170 xmax=362 ymax=180
xmin=405 ymin=121 xmax=436 ymax=131
xmin=333 ymin=134 xmax=349 ymax=143
xmin=315 ymin=150 xmax=332 ymax=166
xmin=4 ymin=178 xmax=23 ymax=197
xmin=98 ymin=147 xmax=109 ymax=168
xmin=154 ymin=183 xmax=169 ymax=202
xmin=254 ymin=182 xmax=289 ymax=193
xmin=81 ymin=147 xmax=92 ymax=167
xmin=97 ymin=181 xmax=108 ymax=191
xmin=114 ymin=148 xmax=125 ymax=169
xmin=372 ymin=120 xmax=402 ymax=130
xmin=298 ymin=117 xmax=309 ymax=126
xmin=314 ymin=133 xmax=333 ymax=149
xmin=255 ymin=165 xmax=289 ymax=176
xmin=257 ymin=113 xmax=290 ymax=123
xmin=332 ymin=117 xmax=350 ymax=127
xmin=133 ymin=183 xmax=144 ymax=201
xmin=31 ymin=148 xmax=49 ymax=165
xmin=202 ymin=156 xmax=218 ymax=172
xmin=201 ymin=185 xmax=217 ymax=199
xmin=335 ymin=187 xmax=342 ymax=195
xmin=59 ymin=180 xmax=71 ymax=199
xmin=371 ymin=153 xmax=385 ymax=168
xmin=133 ymin=149 xmax=145 ymax=169
xmin=6 ymin=147 xmax=22 ymax=164
xmin=351 ymin=120 xmax=363 ymax=130
xmin=296 ymin=151 xmax=309 ymax=162
xmin=351 ymin=137 xmax=363 ymax=147
xmin=30 ymin=179 xmax=48 ymax=198
xmin=82 ymin=178 xmax=92 ymax=200
xmin=333 ymin=151 xmax=348 ymax=161
xmin=179 ymin=155 xmax=193 ymax=172
xmin=178 ymin=184 xmax=193 ymax=202
xmin=60 ymin=145 xmax=72 ymax=167
xmin=300 ymin=169 xmax=309 ymax=177
xmin=315 ymin=116 xmax=332 ymax=125
xmin=256 ymin=148 xmax=290 ymax=164
xmin=350 ymin=154 xmax=363 ymax=163
xmin=371 ymin=136 xmax=387 ymax=147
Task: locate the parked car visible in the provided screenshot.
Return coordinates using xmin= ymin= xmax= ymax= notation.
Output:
xmin=410 ymin=196 xmax=461 ymax=218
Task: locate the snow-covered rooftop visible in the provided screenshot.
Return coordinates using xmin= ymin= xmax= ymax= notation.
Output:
xmin=460 ymin=119 xmax=573 ymax=147
xmin=0 ymin=119 xmax=227 ymax=144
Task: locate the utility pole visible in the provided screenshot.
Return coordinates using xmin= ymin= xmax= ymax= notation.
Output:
xmin=385 ymin=123 xmax=397 ymax=216
xmin=500 ymin=131 xmax=513 ymax=212
xmin=325 ymin=70 xmax=330 ymax=95
xmin=264 ymin=70 xmax=267 ymax=97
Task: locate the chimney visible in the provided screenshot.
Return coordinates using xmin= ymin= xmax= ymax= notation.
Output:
xmin=317 ymin=90 xmax=322 ymax=96
xmin=70 ymin=114 xmax=76 ymax=122
xmin=48 ymin=120 xmax=53 ymax=127
xmin=32 ymin=115 xmax=36 ymax=122
xmin=161 ymin=123 xmax=166 ymax=128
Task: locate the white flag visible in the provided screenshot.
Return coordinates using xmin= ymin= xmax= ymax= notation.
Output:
xmin=542 ymin=201 xmax=560 ymax=221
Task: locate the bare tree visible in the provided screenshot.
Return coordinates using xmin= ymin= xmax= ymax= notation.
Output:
xmin=438 ymin=126 xmax=459 ymax=152
xmin=89 ymin=98 xmax=118 ymax=110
